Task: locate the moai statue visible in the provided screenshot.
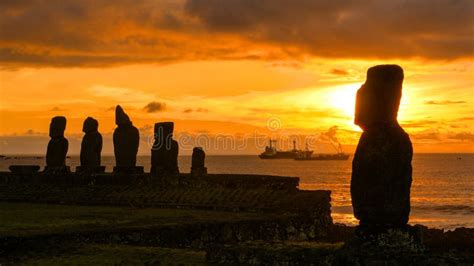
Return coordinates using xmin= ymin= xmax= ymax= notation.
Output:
xmin=113 ymin=105 xmax=142 ymax=174
xmin=351 ymin=65 xmax=413 ymax=229
xmin=191 ymin=147 xmax=207 ymax=177
xmin=151 ymin=122 xmax=179 ymax=176
xmin=77 ymin=117 xmax=104 ymax=173
xmin=45 ymin=116 xmax=70 ymax=174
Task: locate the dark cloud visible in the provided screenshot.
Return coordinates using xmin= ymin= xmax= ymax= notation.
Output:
xmin=449 ymin=132 xmax=474 ymax=142
xmin=143 ymin=101 xmax=166 ymax=113
xmin=183 ymin=108 xmax=208 ymax=113
xmin=425 ymin=100 xmax=467 ymax=105
xmin=0 ymin=0 xmax=472 ymax=67
xmin=411 ymin=131 xmax=441 ymax=141
xmin=330 ymin=68 xmax=348 ymax=76
xmin=401 ymin=119 xmax=437 ymax=128
xmin=320 ymin=126 xmax=339 ymax=143
xmin=247 ymin=107 xmax=345 ymax=119
xmin=186 ymin=0 xmax=473 ymax=59
xmin=50 ymin=106 xmax=66 ymax=111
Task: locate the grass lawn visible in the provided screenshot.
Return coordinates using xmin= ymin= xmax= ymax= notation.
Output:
xmin=0 ymin=202 xmax=267 ymax=237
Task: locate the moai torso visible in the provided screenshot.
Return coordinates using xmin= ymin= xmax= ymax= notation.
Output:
xmin=46 ymin=116 xmax=68 ymax=167
xmin=151 ymin=122 xmax=179 ymax=175
xmin=191 ymin=147 xmax=205 ymax=169
xmin=350 ymin=65 xmax=413 ymax=227
xmin=80 ymin=117 xmax=102 ymax=167
xmin=113 ymin=106 xmax=140 ymax=167
xmin=191 ymin=147 xmax=207 ymax=177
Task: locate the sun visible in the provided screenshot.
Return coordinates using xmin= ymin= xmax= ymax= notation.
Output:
xmin=326 ymin=83 xmax=362 ymax=131
xmin=328 ymin=83 xmax=359 ymax=116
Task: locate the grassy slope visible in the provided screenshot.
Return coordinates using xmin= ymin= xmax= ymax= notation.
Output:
xmin=0 ymin=202 xmax=267 ymax=237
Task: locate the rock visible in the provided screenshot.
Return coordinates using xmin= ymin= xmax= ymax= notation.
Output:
xmin=113 ymin=105 xmax=140 ymax=168
xmin=151 ymin=122 xmax=179 ymax=176
xmin=191 ymin=147 xmax=207 ymax=177
xmin=9 ymin=165 xmax=41 ymax=174
xmin=351 ymin=65 xmax=413 ymax=227
xmin=46 ymin=116 xmax=69 ymax=169
xmin=79 ymin=117 xmax=103 ymax=172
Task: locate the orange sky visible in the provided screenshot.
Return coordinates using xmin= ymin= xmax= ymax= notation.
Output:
xmin=0 ymin=0 xmax=473 ymax=154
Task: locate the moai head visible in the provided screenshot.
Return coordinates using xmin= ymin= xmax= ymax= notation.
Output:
xmin=49 ymin=116 xmax=67 ymax=138
xmin=82 ymin=117 xmax=99 ymax=133
xmin=154 ymin=122 xmax=174 ymax=142
xmin=354 ymin=65 xmax=404 ymax=130
xmin=115 ymin=105 xmax=131 ymax=126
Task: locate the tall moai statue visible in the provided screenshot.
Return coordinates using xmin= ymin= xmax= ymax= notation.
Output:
xmin=191 ymin=147 xmax=207 ymax=177
xmin=151 ymin=122 xmax=179 ymax=176
xmin=77 ymin=117 xmax=104 ymax=173
xmin=45 ymin=116 xmax=70 ymax=173
xmin=351 ymin=65 xmax=413 ymax=228
xmin=113 ymin=105 xmax=142 ymax=173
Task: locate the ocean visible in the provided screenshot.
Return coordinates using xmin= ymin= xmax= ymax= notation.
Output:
xmin=1 ymin=153 xmax=473 ymax=230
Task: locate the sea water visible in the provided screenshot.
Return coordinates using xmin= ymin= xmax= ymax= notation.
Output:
xmin=1 ymin=153 xmax=473 ymax=229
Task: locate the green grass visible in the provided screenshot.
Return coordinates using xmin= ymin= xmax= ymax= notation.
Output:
xmin=0 ymin=202 xmax=268 ymax=237
xmin=20 ymin=244 xmax=206 ymax=265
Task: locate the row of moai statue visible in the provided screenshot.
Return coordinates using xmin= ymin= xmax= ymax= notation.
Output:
xmin=44 ymin=105 xmax=207 ymax=176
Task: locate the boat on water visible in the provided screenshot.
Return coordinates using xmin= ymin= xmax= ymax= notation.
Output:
xmin=259 ymin=140 xmax=312 ymax=159
xmin=295 ymin=152 xmax=350 ymax=161
xmin=294 ymin=143 xmax=350 ymax=161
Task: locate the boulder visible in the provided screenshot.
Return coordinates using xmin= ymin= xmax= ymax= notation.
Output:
xmin=351 ymin=65 xmax=413 ymax=227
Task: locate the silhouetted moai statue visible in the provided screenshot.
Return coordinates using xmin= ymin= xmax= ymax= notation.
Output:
xmin=151 ymin=122 xmax=179 ymax=176
xmin=45 ymin=116 xmax=70 ymax=174
xmin=77 ymin=117 xmax=105 ymax=173
xmin=113 ymin=105 xmax=143 ymax=174
xmin=191 ymin=147 xmax=207 ymax=177
xmin=351 ymin=65 xmax=413 ymax=229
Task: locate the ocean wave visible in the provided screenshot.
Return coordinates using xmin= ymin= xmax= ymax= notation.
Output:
xmin=414 ymin=204 xmax=474 ymax=214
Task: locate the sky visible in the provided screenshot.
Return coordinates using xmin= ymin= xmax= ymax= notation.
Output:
xmin=0 ymin=0 xmax=473 ymax=155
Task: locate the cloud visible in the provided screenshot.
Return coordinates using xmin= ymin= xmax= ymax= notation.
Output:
xmin=448 ymin=132 xmax=474 ymax=142
xmin=330 ymin=68 xmax=349 ymax=76
xmin=425 ymin=100 xmax=467 ymax=105
xmin=401 ymin=119 xmax=437 ymax=128
xmin=411 ymin=131 xmax=442 ymax=141
xmin=320 ymin=126 xmax=339 ymax=143
xmin=184 ymin=108 xmax=208 ymax=113
xmin=143 ymin=101 xmax=166 ymax=113
xmin=0 ymin=0 xmax=472 ymax=68
xmin=24 ymin=129 xmax=45 ymax=136
xmin=50 ymin=106 xmax=66 ymax=111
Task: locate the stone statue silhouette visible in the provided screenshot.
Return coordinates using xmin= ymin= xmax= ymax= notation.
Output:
xmin=151 ymin=122 xmax=179 ymax=176
xmin=191 ymin=147 xmax=207 ymax=177
xmin=113 ymin=105 xmax=140 ymax=169
xmin=351 ymin=65 xmax=413 ymax=227
xmin=46 ymin=116 xmax=68 ymax=167
xmin=78 ymin=117 xmax=103 ymax=173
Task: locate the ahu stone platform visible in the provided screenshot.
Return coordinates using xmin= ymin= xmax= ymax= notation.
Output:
xmin=0 ymin=167 xmax=332 ymax=239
